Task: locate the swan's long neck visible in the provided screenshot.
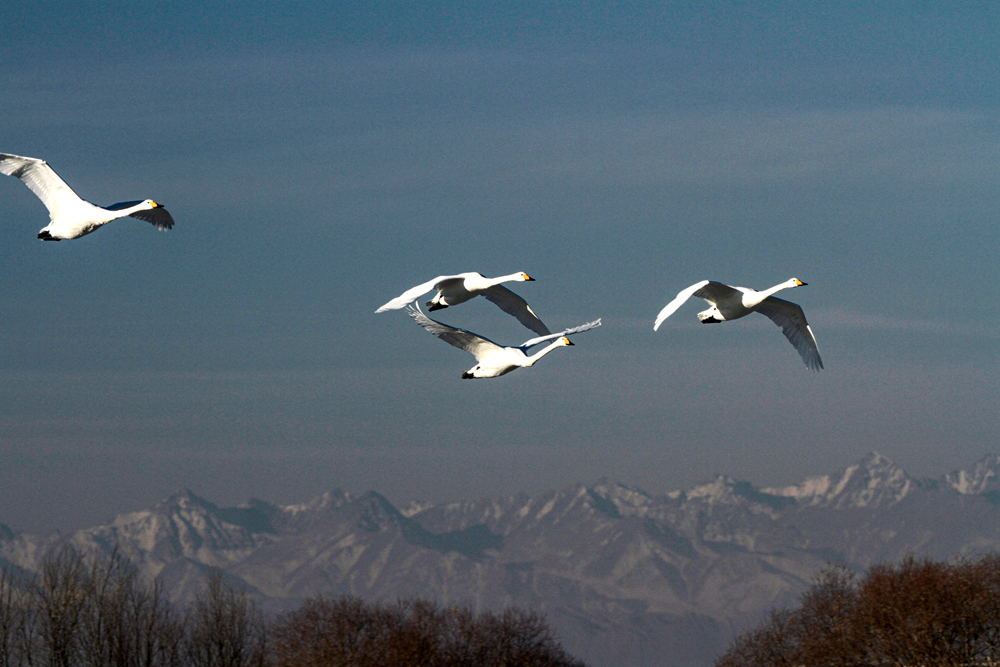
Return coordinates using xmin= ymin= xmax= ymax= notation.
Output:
xmin=489 ymin=272 xmax=526 ymax=286
xmin=744 ymin=280 xmax=798 ymax=309
xmin=94 ymin=202 xmax=150 ymax=225
xmin=523 ymin=340 xmax=566 ymax=367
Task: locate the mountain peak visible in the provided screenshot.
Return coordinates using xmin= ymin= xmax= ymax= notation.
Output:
xmin=584 ymin=480 xmax=652 ymax=513
xmin=282 ymin=489 xmax=352 ymax=517
xmin=763 ymin=452 xmax=911 ymax=509
xmin=945 ymin=453 xmax=1000 ymax=495
xmin=4 ymin=454 xmax=1000 ymax=667
xmin=859 ymin=451 xmax=899 ymax=474
xmin=685 ymin=475 xmax=739 ymax=504
xmin=155 ymin=489 xmax=217 ymax=514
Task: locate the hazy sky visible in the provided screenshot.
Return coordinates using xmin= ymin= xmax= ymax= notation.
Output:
xmin=1 ymin=2 xmax=998 ymax=533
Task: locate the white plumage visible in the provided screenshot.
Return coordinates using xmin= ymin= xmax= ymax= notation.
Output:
xmin=0 ymin=152 xmax=174 ymax=241
xmin=377 ymin=272 xmax=550 ymax=336
xmin=654 ymin=278 xmax=823 ymax=371
xmin=406 ymin=304 xmax=600 ymax=379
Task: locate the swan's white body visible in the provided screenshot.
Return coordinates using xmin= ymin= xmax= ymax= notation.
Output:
xmin=377 ymin=272 xmax=550 ymax=336
xmin=406 ymin=304 xmax=600 ymax=379
xmin=654 ymin=278 xmax=823 ymax=371
xmin=0 ymin=153 xmax=174 ymax=241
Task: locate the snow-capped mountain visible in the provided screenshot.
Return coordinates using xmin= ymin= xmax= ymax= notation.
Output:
xmin=945 ymin=453 xmax=1000 ymax=496
xmin=2 ymin=452 xmax=999 ymax=667
xmin=762 ymin=452 xmax=912 ymax=508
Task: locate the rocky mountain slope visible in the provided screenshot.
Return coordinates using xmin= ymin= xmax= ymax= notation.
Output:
xmin=2 ymin=452 xmax=999 ymax=667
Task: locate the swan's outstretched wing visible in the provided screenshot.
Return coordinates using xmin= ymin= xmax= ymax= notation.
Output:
xmin=692 ymin=281 xmax=743 ymax=304
xmin=519 ymin=319 xmax=601 ymax=350
xmin=482 ymin=285 xmax=551 ymax=336
xmin=755 ymin=297 xmax=824 ymax=371
xmin=405 ymin=304 xmax=504 ymax=361
xmin=108 ymin=200 xmax=175 ymax=230
xmin=375 ymin=274 xmax=467 ymax=313
xmin=0 ymin=153 xmax=82 ymax=218
xmin=654 ymin=280 xmax=711 ymax=330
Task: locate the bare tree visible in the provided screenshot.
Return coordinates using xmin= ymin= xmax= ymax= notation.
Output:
xmin=482 ymin=607 xmax=586 ymax=667
xmin=856 ymin=554 xmax=1000 ymax=666
xmin=715 ymin=609 xmax=801 ymax=667
xmin=271 ymin=596 xmax=396 ymax=667
xmin=271 ymin=596 xmax=585 ymax=667
xmin=715 ymin=554 xmax=1000 ymax=667
xmin=134 ymin=580 xmax=185 ymax=667
xmin=795 ymin=565 xmax=864 ymax=667
xmin=9 ymin=550 xmax=584 ymax=667
xmin=76 ymin=548 xmax=184 ymax=667
xmin=183 ymin=570 xmax=267 ymax=667
xmin=0 ymin=562 xmax=35 ymax=667
xmin=31 ymin=547 xmax=89 ymax=667
xmin=0 ymin=564 xmax=19 ymax=667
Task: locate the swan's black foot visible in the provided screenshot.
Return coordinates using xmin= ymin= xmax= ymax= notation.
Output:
xmin=427 ymin=301 xmax=447 ymax=312
xmin=37 ymin=231 xmax=59 ymax=241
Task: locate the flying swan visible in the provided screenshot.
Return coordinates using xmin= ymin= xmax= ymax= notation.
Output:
xmin=406 ymin=304 xmax=601 ymax=379
xmin=377 ymin=272 xmax=550 ymax=336
xmin=0 ymin=152 xmax=175 ymax=241
xmin=654 ymin=278 xmax=823 ymax=371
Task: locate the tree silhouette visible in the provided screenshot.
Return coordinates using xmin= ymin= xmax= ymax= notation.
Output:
xmin=183 ymin=571 xmax=267 ymax=667
xmin=271 ymin=596 xmax=586 ymax=667
xmin=716 ymin=553 xmax=1000 ymax=667
xmin=0 ymin=548 xmax=585 ymax=667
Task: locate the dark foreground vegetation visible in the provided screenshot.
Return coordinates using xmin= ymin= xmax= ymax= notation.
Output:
xmin=716 ymin=553 xmax=1000 ymax=667
xmin=0 ymin=547 xmax=585 ymax=667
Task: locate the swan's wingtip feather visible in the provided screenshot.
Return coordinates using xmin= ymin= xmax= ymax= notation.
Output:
xmin=809 ymin=355 xmax=825 ymax=372
xmin=375 ymin=296 xmax=414 ymax=312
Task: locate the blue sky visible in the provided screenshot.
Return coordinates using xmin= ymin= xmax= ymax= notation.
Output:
xmin=1 ymin=2 xmax=998 ymax=532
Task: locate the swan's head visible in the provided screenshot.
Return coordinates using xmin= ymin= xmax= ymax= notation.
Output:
xmin=140 ymin=199 xmax=161 ymax=209
xmin=791 ymin=278 xmax=807 ymax=287
xmin=560 ymin=336 xmax=573 ymax=346
xmin=519 ymin=272 xmax=534 ymax=282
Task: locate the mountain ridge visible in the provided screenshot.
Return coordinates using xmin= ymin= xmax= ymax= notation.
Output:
xmin=1 ymin=451 xmax=998 ymax=667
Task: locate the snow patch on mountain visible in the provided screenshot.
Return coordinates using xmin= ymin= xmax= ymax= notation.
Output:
xmin=3 ymin=453 xmax=1000 ymax=667
xmin=763 ymin=452 xmax=912 ymax=508
xmin=946 ymin=453 xmax=1000 ymax=495
xmin=686 ymin=476 xmax=737 ymax=504
xmin=283 ymin=489 xmax=352 ymax=516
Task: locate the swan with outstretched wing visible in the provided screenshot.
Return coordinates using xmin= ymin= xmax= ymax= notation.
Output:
xmin=377 ymin=271 xmax=550 ymax=336
xmin=654 ymin=278 xmax=823 ymax=371
xmin=406 ymin=304 xmax=600 ymax=378
xmin=0 ymin=152 xmax=174 ymax=241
